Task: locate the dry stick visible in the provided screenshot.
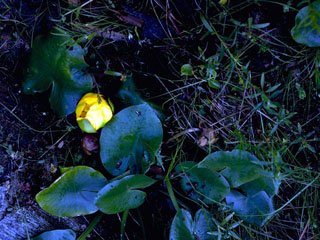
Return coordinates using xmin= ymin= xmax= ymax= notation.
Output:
xmin=298 ymin=218 xmax=310 ymax=240
xmin=64 ymin=0 xmax=93 ymax=16
xmin=166 ymin=128 xmax=200 ymax=144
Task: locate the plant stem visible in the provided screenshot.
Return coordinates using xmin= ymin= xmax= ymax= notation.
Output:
xmin=165 ymin=178 xmax=180 ymax=212
xmin=137 ymin=208 xmax=147 ymax=240
xmin=120 ymin=210 xmax=129 ymax=240
xmin=77 ymin=212 xmax=103 ymax=240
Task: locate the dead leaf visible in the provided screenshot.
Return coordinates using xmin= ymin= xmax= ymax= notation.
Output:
xmin=198 ymin=126 xmax=218 ymax=146
xmin=116 ymin=13 xmax=144 ymax=28
xmin=50 ymin=163 xmax=57 ymax=174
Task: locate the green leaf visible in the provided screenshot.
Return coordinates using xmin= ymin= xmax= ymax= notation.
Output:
xmin=176 ymin=162 xmax=230 ymax=204
xmin=207 ymin=69 xmax=220 ymax=89
xmin=226 ymin=190 xmax=274 ymax=227
xmin=169 ymin=209 xmax=217 ymax=240
xmin=193 ymin=209 xmax=218 ymax=240
xmin=95 ymin=174 xmax=155 ymax=214
xmin=291 ymin=1 xmax=320 ymax=47
xmin=100 ymin=103 xmax=163 ymax=176
xmin=170 ymin=209 xmax=193 ymax=240
xmin=208 ymin=78 xmax=220 ymax=89
xmin=181 ymin=64 xmax=193 ymax=76
xmin=30 ymin=229 xmax=76 ymax=240
xmin=296 ymin=84 xmax=306 ymax=99
xmin=23 ymin=30 xmax=93 ymax=116
xmin=240 ymin=176 xmax=280 ymax=197
xmin=198 ymin=150 xmax=264 ymax=187
xmin=36 ymin=166 xmax=108 ymax=217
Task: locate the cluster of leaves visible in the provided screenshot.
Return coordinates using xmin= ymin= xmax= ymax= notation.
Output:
xmin=22 ymin=30 xmax=93 ymax=116
xmin=24 ymin=28 xmax=279 ymax=240
xmin=170 ymin=150 xmax=279 ymax=240
xmin=36 ymin=103 xmax=162 ymax=218
xmin=24 ymin=1 xmax=320 ymax=238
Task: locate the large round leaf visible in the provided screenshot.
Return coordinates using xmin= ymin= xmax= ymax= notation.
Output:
xmin=198 ymin=150 xmax=264 ymax=187
xmin=169 ymin=209 xmax=217 ymax=240
xmin=100 ymin=103 xmax=163 ymax=176
xmin=23 ymin=30 xmax=93 ymax=116
xmin=95 ymin=174 xmax=156 ymax=214
xmin=30 ymin=229 xmax=76 ymax=240
xmin=36 ymin=166 xmax=108 ymax=217
xmin=176 ymin=162 xmax=230 ymax=204
xmin=226 ymin=190 xmax=274 ymax=227
xmin=291 ymin=1 xmax=320 ymax=47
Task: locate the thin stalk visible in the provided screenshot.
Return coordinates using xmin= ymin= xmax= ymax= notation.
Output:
xmin=77 ymin=212 xmax=103 ymax=240
xmin=165 ymin=178 xmax=180 ymax=212
xmin=120 ymin=210 xmax=129 ymax=240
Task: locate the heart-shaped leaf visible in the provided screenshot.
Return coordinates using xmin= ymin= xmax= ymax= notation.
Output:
xmin=198 ymin=150 xmax=264 ymax=187
xmin=30 ymin=229 xmax=76 ymax=240
xmin=175 ymin=162 xmax=230 ymax=204
xmin=291 ymin=0 xmax=320 ymax=47
xmin=95 ymin=174 xmax=155 ymax=214
xmin=226 ymin=190 xmax=274 ymax=227
xmin=169 ymin=209 xmax=217 ymax=240
xmin=100 ymin=103 xmax=163 ymax=176
xmin=23 ymin=30 xmax=93 ymax=116
xmin=36 ymin=166 xmax=108 ymax=217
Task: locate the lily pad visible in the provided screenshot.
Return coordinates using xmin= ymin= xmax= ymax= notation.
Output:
xmin=198 ymin=150 xmax=264 ymax=187
xmin=36 ymin=166 xmax=108 ymax=217
xmin=291 ymin=1 xmax=320 ymax=47
xmin=95 ymin=174 xmax=156 ymax=214
xmin=30 ymin=229 xmax=76 ymax=240
xmin=226 ymin=190 xmax=274 ymax=227
xmin=23 ymin=30 xmax=93 ymax=116
xmin=169 ymin=209 xmax=217 ymax=240
xmin=175 ymin=162 xmax=230 ymax=204
xmin=100 ymin=103 xmax=163 ymax=176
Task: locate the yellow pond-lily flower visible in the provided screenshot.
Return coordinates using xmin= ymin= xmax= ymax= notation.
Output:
xmin=76 ymin=93 xmax=113 ymax=133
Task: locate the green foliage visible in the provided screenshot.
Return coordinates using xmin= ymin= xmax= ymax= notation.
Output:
xmin=291 ymin=0 xmax=320 ymax=47
xmin=175 ymin=162 xmax=230 ymax=204
xmin=23 ymin=30 xmax=93 ymax=116
xmin=36 ymin=166 xmax=108 ymax=217
xmin=100 ymin=103 xmax=163 ymax=176
xmin=226 ymin=190 xmax=274 ymax=227
xmin=30 ymin=229 xmax=76 ymax=240
xmin=95 ymin=174 xmax=156 ymax=214
xmin=189 ymin=150 xmax=280 ymax=226
xmin=169 ymin=209 xmax=217 ymax=240
xmin=181 ymin=64 xmax=193 ymax=76
xmin=198 ymin=150 xmax=264 ymax=187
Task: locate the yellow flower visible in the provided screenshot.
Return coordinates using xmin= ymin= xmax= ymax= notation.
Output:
xmin=76 ymin=93 xmax=113 ymax=133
